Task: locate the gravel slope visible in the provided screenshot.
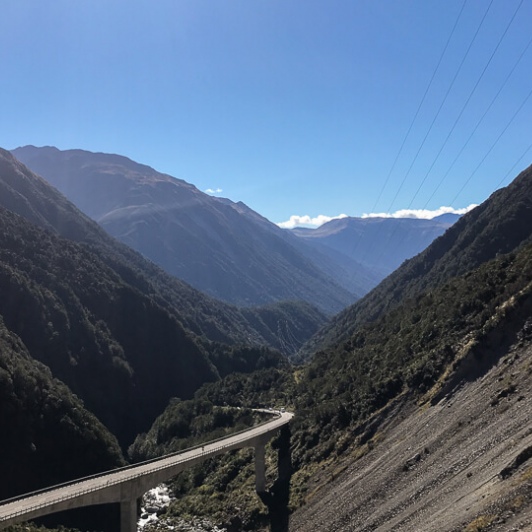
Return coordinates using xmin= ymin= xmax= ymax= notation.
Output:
xmin=290 ymin=341 xmax=532 ymax=531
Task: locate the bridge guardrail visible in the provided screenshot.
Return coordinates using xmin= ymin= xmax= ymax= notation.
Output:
xmin=1 ymin=444 xmax=228 ymax=522
xmin=0 ymin=409 xmax=287 ymax=524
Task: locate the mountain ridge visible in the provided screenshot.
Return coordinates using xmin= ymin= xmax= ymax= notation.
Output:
xmin=12 ymin=145 xmax=362 ymax=314
xmin=290 ymin=212 xmax=460 ymax=277
xmin=0 ymin=147 xmax=327 ymax=452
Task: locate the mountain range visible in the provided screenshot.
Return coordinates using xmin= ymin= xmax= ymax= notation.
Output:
xmin=3 ymin=143 xmax=531 ymax=530
xmin=0 ymin=147 xmax=326 ymax=498
xmin=288 ymin=163 xmax=532 ymax=529
xmin=291 ymin=212 xmax=460 ymax=276
xmin=301 ymin=163 xmax=532 ymax=358
xmin=11 ymin=146 xmax=360 ymax=314
xmin=11 ymin=146 xmax=457 ymax=314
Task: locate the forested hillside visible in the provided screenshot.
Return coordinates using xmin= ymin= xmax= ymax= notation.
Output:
xmin=302 ymin=164 xmax=532 ymax=358
xmin=0 ymin=148 xmax=323 ymax=504
xmin=0 ymin=203 xmax=219 ymax=445
xmin=0 ymin=317 xmax=125 ymax=500
xmin=128 ymin=165 xmax=532 ymax=530
xmin=293 ymin=241 xmax=532 ymax=462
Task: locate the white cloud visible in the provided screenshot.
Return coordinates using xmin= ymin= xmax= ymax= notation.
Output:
xmin=361 ymin=204 xmax=478 ymax=219
xmin=277 ymin=213 xmax=349 ymax=229
xmin=205 ymin=187 xmax=223 ymax=194
xmin=276 ymin=205 xmax=478 ymax=229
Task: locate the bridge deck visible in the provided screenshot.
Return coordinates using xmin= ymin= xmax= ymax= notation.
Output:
xmin=0 ymin=411 xmax=293 ymax=529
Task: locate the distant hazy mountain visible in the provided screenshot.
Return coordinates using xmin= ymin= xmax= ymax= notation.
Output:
xmin=218 ymin=198 xmax=383 ymax=299
xmin=11 ymin=145 xmax=372 ymax=314
xmin=291 ymin=214 xmax=459 ymax=277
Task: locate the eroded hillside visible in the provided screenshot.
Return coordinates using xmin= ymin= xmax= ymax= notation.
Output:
xmin=290 ymin=334 xmax=532 ymax=531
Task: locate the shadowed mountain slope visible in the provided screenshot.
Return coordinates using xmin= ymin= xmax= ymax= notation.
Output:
xmin=0 ymin=148 xmax=326 ymax=353
xmin=0 ymin=316 xmax=125 ymax=500
xmin=0 ymin=202 xmax=218 ymax=445
xmin=217 ymin=198 xmax=383 ymax=302
xmin=12 ymin=145 xmax=365 ymax=313
xmin=0 ymin=148 xmax=328 ymax=449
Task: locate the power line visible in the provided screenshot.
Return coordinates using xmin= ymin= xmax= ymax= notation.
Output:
xmin=369 ymin=0 xmax=468 ymax=215
xmin=346 ymin=0 xmax=469 ymax=262
xmin=450 ymin=84 xmax=532 ymax=204
xmin=406 ymin=0 xmax=525 ymax=209
xmin=371 ymin=0 xmax=531 ymax=268
xmin=494 ymin=142 xmax=532 ymax=190
xmin=377 ymin=83 xmax=532 ymax=269
xmin=362 ymin=0 xmax=495 ymax=267
xmin=382 ymin=0 xmax=495 ymax=216
xmin=423 ymin=26 xmax=532 ymax=208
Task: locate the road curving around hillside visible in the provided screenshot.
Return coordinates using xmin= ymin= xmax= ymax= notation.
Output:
xmin=0 ymin=409 xmax=293 ymax=529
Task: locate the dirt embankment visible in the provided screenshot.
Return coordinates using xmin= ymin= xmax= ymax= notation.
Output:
xmin=290 ymin=342 xmax=532 ymax=531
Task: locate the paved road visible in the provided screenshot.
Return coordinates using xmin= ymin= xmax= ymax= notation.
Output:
xmin=0 ymin=410 xmax=293 ymax=529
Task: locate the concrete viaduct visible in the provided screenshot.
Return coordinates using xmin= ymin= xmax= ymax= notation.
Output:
xmin=0 ymin=410 xmax=293 ymax=532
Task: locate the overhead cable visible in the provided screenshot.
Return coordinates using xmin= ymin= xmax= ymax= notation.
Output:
xmin=407 ymin=0 xmax=525 ymax=209
xmin=494 ymin=142 xmax=532 ymax=190
xmin=382 ymin=0 xmax=495 ymax=216
xmin=423 ymin=26 xmax=532 ymax=207
xmin=450 ymin=84 xmax=532 ymax=204
xmin=368 ymin=0 xmax=468 ymax=214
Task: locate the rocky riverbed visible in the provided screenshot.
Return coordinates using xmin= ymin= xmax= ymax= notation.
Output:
xmin=138 ymin=485 xmax=226 ymax=532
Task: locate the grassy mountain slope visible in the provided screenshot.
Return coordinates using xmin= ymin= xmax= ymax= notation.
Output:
xmin=0 ymin=148 xmax=326 ymax=353
xmin=11 ymin=145 xmax=359 ymax=314
xmin=302 ymin=164 xmax=532 ymax=358
xmin=218 ymin=198 xmax=382 ymax=301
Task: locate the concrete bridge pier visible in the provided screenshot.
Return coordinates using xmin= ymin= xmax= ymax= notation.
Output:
xmin=120 ymin=499 xmax=138 ymax=532
xmin=255 ymin=442 xmax=266 ymax=493
xmin=254 ymin=435 xmax=270 ymax=493
xmin=258 ymin=424 xmax=292 ymax=532
xmin=120 ymin=481 xmax=140 ymax=532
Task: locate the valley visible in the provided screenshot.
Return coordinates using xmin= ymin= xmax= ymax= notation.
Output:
xmin=4 ymin=2 xmax=532 ymax=530
xmin=0 ymin=148 xmax=531 ymax=532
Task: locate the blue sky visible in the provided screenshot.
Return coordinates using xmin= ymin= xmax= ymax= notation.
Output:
xmin=1 ymin=0 xmax=531 ymax=227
